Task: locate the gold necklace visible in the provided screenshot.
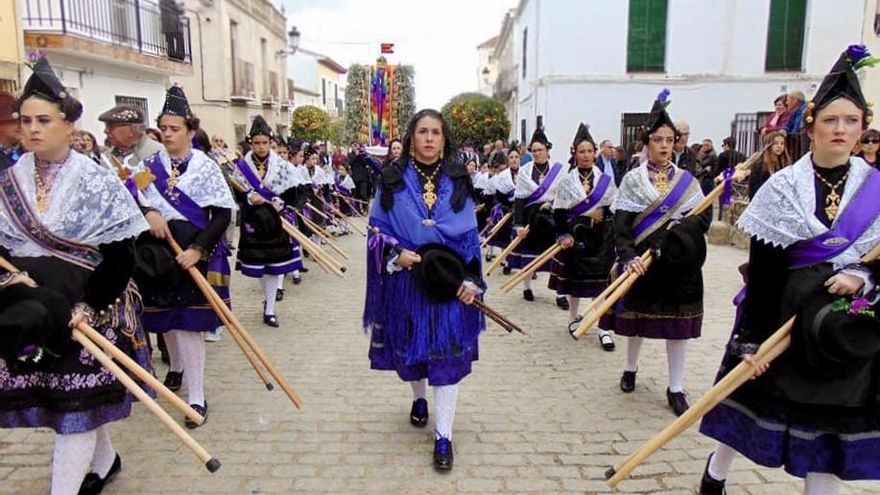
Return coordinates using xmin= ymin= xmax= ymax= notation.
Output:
xmin=814 ymin=169 xmax=849 ymax=221
xmin=578 ymin=167 xmax=594 ymax=194
xmin=33 ymin=169 xmax=51 ymax=213
xmin=253 ymin=155 xmax=268 ymax=179
xmin=650 ymin=161 xmax=673 ymax=194
xmin=534 ymin=162 xmax=549 ymax=182
xmin=413 ymin=163 xmax=442 ymax=210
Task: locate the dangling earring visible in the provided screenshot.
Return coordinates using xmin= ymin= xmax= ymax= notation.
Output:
xmin=440 ymin=148 xmax=444 ymax=160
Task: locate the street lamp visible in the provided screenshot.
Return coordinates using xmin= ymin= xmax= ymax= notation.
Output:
xmin=276 ymin=26 xmax=301 ymax=57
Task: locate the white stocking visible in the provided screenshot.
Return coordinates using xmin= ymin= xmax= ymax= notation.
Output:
xmin=174 ymin=330 xmax=206 ymax=406
xmin=804 ymin=472 xmax=840 ymax=495
xmin=163 ymin=331 xmax=183 ymax=373
xmin=262 ymin=275 xmax=279 ymax=315
xmin=433 ymin=384 xmax=459 ymax=440
xmin=522 ymin=278 xmax=532 ymax=291
xmin=409 ymin=379 xmax=427 ymax=400
xmin=90 ymin=425 xmax=116 ymax=478
xmin=624 ymin=336 xmax=644 ymax=372
xmin=51 ymin=431 xmax=96 ymax=495
xmin=568 ymin=296 xmax=580 ymax=322
xmin=707 ymin=442 xmax=737 ymax=481
xmin=666 ymin=339 xmax=687 ymax=393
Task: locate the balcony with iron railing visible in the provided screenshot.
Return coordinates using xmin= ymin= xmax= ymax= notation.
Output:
xmin=232 ymin=58 xmax=255 ymax=102
xmin=282 ymin=78 xmax=295 ymax=108
xmin=21 ymin=0 xmax=192 ymax=69
xmin=262 ymin=69 xmax=279 ymax=106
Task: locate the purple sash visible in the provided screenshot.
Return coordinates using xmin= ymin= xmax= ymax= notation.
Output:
xmin=632 ymin=170 xmax=697 ymax=243
xmin=237 ymin=158 xmax=277 ymax=201
xmin=525 ymin=162 xmax=564 ymax=206
xmin=568 ymin=173 xmax=611 ymax=219
xmin=789 ymin=169 xmax=880 ymax=268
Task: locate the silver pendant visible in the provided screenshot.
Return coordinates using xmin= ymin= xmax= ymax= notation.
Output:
xmin=422 ymin=219 xmax=436 ymax=227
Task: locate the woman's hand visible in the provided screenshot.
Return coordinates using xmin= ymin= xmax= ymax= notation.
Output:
xmin=69 ymin=304 xmax=93 ymax=329
xmin=540 ymin=202 xmax=552 ymax=211
xmin=145 ymin=211 xmax=171 ymax=240
xmin=589 ymin=210 xmax=604 ymax=222
xmin=515 ymin=226 xmax=528 ymax=239
xmin=742 ymin=354 xmax=770 ymax=379
xmin=558 ymin=234 xmax=575 ymax=250
xmin=824 ymin=272 xmax=865 ymax=296
xmin=395 ymin=249 xmax=422 ymax=270
xmin=176 ymin=248 xmax=203 ymax=270
xmin=1 ymin=272 xmax=38 ymax=289
xmin=249 ymin=193 xmax=267 ymax=205
xmin=456 ymin=283 xmax=479 ymax=305
xmin=626 ymin=257 xmax=647 ymax=276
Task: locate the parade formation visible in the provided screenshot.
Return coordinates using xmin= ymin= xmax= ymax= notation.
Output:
xmin=2 ymin=12 xmax=880 ymax=491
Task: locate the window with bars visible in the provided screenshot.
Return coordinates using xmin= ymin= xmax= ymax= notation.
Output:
xmin=115 ymin=96 xmax=148 ymax=122
xmin=765 ymin=0 xmax=807 ymax=71
xmin=521 ymin=27 xmax=527 ymax=79
xmin=626 ymin=0 xmax=668 ymax=73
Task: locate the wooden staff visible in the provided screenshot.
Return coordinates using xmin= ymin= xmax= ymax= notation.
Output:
xmin=332 ymin=191 xmax=369 ymax=206
xmin=484 ymin=227 xmax=529 ymax=276
xmin=500 ymin=243 xmax=563 ymax=292
xmin=304 ymin=201 xmax=334 ymax=223
xmin=571 ymin=183 xmax=726 ymax=339
xmin=480 ymin=212 xmax=513 ymax=248
xmin=474 ymin=299 xmax=525 ymax=334
xmin=296 ymin=210 xmax=351 ymax=260
xmin=316 ymin=195 xmax=367 ymax=236
xmin=604 ymin=239 xmax=880 ymax=487
xmin=334 ymin=193 xmax=367 ymax=218
xmin=166 ymin=238 xmax=304 ymax=409
xmin=72 ymin=330 xmax=221 ymax=471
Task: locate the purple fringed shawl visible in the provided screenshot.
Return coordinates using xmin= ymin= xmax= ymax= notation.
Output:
xmin=363 ymin=165 xmax=485 ymax=366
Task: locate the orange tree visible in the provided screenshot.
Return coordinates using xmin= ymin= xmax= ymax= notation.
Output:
xmin=291 ymin=105 xmax=330 ymax=143
xmin=441 ymin=93 xmax=510 ymax=148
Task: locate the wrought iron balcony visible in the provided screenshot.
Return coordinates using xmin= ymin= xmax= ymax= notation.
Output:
xmin=22 ymin=0 xmax=192 ymax=64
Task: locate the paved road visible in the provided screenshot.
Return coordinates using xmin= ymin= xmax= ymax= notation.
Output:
xmin=2 ymin=225 xmax=878 ymax=494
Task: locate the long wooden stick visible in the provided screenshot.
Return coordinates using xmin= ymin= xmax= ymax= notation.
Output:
xmin=316 ymin=195 xmax=367 ymax=236
xmin=605 ymin=241 xmax=880 ymax=486
xmin=500 ymin=243 xmax=562 ymax=292
xmin=473 ymin=299 xmax=525 ymax=334
xmin=304 ymin=201 xmax=333 ymax=222
xmin=484 ymin=227 xmax=528 ymax=276
xmin=332 ymin=191 xmax=369 ymax=205
xmin=167 ymin=239 xmax=304 ymax=409
xmin=71 ymin=329 xmax=221 ymax=472
xmin=572 ymin=183 xmax=726 ymax=338
xmin=480 ymin=212 xmax=513 ymax=248
xmin=296 ymin=211 xmax=351 ymax=260
xmin=280 ymin=219 xmax=347 ymax=276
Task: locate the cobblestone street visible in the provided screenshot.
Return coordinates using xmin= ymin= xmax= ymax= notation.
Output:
xmin=2 ymin=225 xmax=879 ymax=495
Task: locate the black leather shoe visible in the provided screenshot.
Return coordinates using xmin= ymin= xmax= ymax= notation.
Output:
xmin=485 ymin=253 xmax=495 ymax=262
xmin=275 ymin=288 xmax=285 ymax=301
xmin=433 ymin=437 xmax=453 ymax=472
xmin=502 ymin=265 xmax=511 ymax=275
xmin=409 ymin=398 xmax=428 ymax=427
xmin=619 ymin=371 xmax=636 ymax=393
xmin=699 ymin=454 xmax=727 ymax=494
xmin=523 ymin=289 xmax=535 ymax=301
xmin=185 ymin=402 xmax=207 ymax=429
xmin=300 ymin=267 xmax=309 ymax=273
xmin=667 ymin=388 xmax=690 ymax=416
xmin=599 ymin=332 xmax=616 ymax=351
xmin=263 ymin=314 xmax=279 ymax=327
xmin=292 ymin=275 xmax=302 ymax=285
xmin=555 ymin=296 xmax=569 ymax=310
xmin=163 ymin=371 xmax=183 ymax=392
xmin=78 ymin=454 xmax=121 ymax=495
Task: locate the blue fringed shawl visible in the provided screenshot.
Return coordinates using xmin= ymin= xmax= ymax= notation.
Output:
xmin=363 ymin=165 xmax=485 ymax=365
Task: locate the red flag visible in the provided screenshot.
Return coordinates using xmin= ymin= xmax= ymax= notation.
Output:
xmin=380 ymin=43 xmax=394 ymax=54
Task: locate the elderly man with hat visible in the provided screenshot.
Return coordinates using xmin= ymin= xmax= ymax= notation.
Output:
xmin=99 ymin=104 xmax=163 ymax=172
xmin=0 ymin=91 xmax=23 ymax=164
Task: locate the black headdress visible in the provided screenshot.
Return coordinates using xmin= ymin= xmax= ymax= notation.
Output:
xmin=645 ymin=88 xmax=677 ymax=136
xmin=529 ymin=128 xmax=552 ymax=150
xmin=571 ymin=123 xmax=596 ymax=152
xmin=805 ymin=44 xmax=877 ymax=127
xmin=19 ymin=58 xmax=82 ymax=122
xmin=303 ymin=145 xmax=319 ymax=160
xmin=248 ymin=115 xmax=274 ymax=139
xmin=160 ymin=84 xmax=194 ymax=119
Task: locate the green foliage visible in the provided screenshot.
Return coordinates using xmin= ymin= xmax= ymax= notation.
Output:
xmin=344 ymin=64 xmax=369 ymax=144
xmin=392 ymin=65 xmax=416 ymax=135
xmin=440 ymin=93 xmax=510 ymax=148
xmin=327 ymin=117 xmax=346 ymax=146
xmin=291 ymin=105 xmax=330 ymax=143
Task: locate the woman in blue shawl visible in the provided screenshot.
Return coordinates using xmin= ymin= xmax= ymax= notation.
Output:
xmin=364 ymin=109 xmax=485 ymax=472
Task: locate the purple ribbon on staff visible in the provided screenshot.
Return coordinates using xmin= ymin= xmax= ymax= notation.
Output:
xmin=488 ymin=203 xmax=504 ymax=226
xmin=721 ymin=167 xmax=734 ymax=206
xmin=368 ymin=232 xmax=400 ymax=274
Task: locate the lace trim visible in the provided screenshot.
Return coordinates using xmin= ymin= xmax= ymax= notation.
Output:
xmin=611 ymin=164 xmax=703 ymax=216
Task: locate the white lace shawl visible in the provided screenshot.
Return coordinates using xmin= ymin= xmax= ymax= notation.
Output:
xmin=473 ymin=171 xmax=489 ymax=190
xmin=234 ymin=151 xmax=300 ymax=195
xmin=483 ymin=173 xmax=498 ymax=195
xmin=136 ymin=149 xmax=236 ymax=222
xmin=308 ymin=166 xmax=333 ymax=186
xmin=514 ymin=161 xmax=565 ymax=202
xmin=737 ymin=154 xmax=880 ymax=268
xmin=553 ymin=165 xmax=617 ymax=214
xmin=338 ymin=174 xmax=355 ymax=190
xmin=493 ymin=168 xmax=516 ymax=195
xmin=611 ymin=162 xmax=703 ymax=217
xmin=0 ymin=152 xmax=148 ymax=257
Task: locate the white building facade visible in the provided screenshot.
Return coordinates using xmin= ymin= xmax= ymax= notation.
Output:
xmin=477 ymin=36 xmax=498 ymax=97
xmin=501 ymin=0 xmax=866 ymax=153
xmin=287 ymin=48 xmax=346 ymax=117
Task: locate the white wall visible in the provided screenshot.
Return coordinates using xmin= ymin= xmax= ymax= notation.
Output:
xmin=288 ymin=53 xmax=319 ymax=94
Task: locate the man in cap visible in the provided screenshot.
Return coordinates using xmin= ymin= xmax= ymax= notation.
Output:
xmin=99 ymin=104 xmax=163 ymax=172
xmin=0 ymin=91 xmax=23 ymax=164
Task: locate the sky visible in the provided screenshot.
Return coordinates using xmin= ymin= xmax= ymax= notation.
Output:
xmin=277 ymin=0 xmax=519 ymax=109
